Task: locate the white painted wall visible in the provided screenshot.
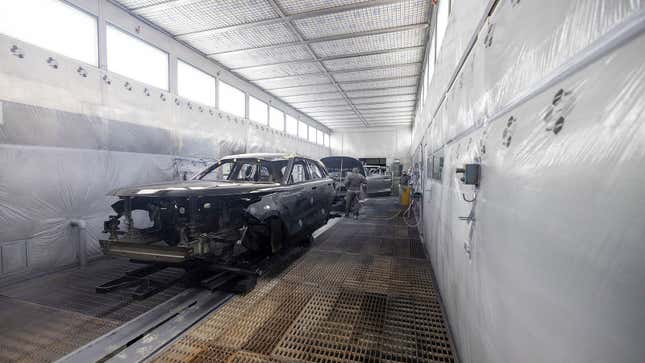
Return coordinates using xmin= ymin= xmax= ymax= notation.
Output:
xmin=330 ymin=126 xmax=411 ymax=165
xmin=411 ymin=1 xmax=645 ymax=362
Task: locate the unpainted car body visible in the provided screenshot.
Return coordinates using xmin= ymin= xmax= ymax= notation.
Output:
xmin=321 ymin=156 xmax=392 ymax=198
xmin=320 ymin=156 xmax=365 ymax=206
xmin=364 ymin=165 xmax=393 ymax=195
xmin=101 ymin=153 xmax=335 ymax=264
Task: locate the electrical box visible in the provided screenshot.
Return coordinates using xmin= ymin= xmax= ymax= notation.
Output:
xmin=456 ymin=164 xmax=480 ymax=186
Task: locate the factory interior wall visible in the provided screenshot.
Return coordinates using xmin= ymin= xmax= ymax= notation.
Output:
xmin=330 ymin=126 xmax=412 ymax=166
xmin=0 ymin=26 xmax=329 ymax=282
xmin=410 ymin=1 xmax=645 ymax=362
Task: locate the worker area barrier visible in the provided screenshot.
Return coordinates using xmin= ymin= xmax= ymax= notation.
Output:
xmin=411 ymin=1 xmax=645 ymax=362
xmin=0 ymin=33 xmax=329 ymax=282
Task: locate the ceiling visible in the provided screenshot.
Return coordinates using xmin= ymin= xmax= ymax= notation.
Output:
xmin=115 ymin=0 xmax=432 ymax=129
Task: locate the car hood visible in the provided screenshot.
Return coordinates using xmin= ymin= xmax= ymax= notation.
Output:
xmin=320 ymin=156 xmax=365 ymax=177
xmin=109 ymin=180 xmax=282 ymax=197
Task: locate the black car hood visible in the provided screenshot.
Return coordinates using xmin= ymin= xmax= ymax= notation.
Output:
xmin=109 ymin=180 xmax=282 ymax=197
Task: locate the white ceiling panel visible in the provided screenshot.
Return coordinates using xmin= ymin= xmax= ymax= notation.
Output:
xmin=345 ymin=86 xmax=418 ymax=98
xmin=211 ymin=45 xmax=313 ymax=68
xmin=182 ymin=22 xmax=298 ymax=54
xmin=117 ymin=0 xmax=167 ymax=8
xmin=363 ymin=113 xmax=413 ymax=121
xmin=352 ymin=94 xmax=416 ymax=104
xmin=134 ymin=0 xmax=279 ymax=35
xmin=235 ymin=62 xmax=321 ymax=80
xmin=340 ymin=76 xmax=419 ymax=90
xmin=296 ymin=106 xmax=354 ymax=113
xmin=310 ymin=27 xmax=426 ymax=57
xmin=323 ymin=47 xmax=423 ymax=71
xmin=357 ymin=101 xmax=417 ymax=110
xmin=293 ymin=0 xmax=429 ymax=39
xmin=307 ymin=109 xmax=357 ymax=115
xmin=291 ymin=99 xmax=350 ymax=108
xmin=277 ymin=0 xmax=371 ymax=15
xmin=360 ymin=108 xmax=415 ymax=115
xmin=282 ymin=92 xmax=345 ymax=103
xmin=270 ymin=83 xmax=338 ymax=96
xmin=333 ymin=63 xmax=421 ymax=82
xmin=253 ymin=74 xmax=331 ymax=89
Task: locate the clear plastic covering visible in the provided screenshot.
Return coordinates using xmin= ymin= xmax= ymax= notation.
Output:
xmin=0 ymin=34 xmax=329 ymax=279
xmin=413 ymin=1 xmax=645 ymax=362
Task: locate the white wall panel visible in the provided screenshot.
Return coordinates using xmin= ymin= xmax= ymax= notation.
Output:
xmin=411 ymin=0 xmax=645 ymax=362
xmin=331 ymin=126 xmax=411 ymax=165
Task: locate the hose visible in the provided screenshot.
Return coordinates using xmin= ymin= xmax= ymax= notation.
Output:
xmin=363 ymin=198 xmax=420 ymax=226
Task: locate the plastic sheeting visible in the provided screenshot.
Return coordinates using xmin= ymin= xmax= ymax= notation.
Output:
xmin=413 ymin=1 xmax=645 ymax=362
xmin=0 ymin=34 xmax=329 ymax=280
xmin=414 ymin=0 xmax=643 ymax=149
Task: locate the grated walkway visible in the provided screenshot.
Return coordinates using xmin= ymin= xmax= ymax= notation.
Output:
xmin=0 ymin=258 xmax=187 ymax=362
xmin=153 ymin=197 xmax=456 ymax=363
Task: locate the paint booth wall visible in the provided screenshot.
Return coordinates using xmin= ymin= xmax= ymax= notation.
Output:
xmin=330 ymin=126 xmax=411 ymax=165
xmin=0 ymin=33 xmax=330 ymax=282
xmin=411 ymin=1 xmax=645 ymax=363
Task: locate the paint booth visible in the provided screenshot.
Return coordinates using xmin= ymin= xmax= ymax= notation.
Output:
xmin=0 ymin=0 xmax=643 ymax=362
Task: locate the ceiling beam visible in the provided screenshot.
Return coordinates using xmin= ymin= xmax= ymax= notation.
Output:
xmin=264 ymin=75 xmax=418 ymax=91
xmin=330 ymin=123 xmax=412 ymax=128
xmin=274 ymin=85 xmax=417 ymax=98
xmin=207 ymin=23 xmax=428 ymax=56
xmin=319 ymin=113 xmax=414 ymax=121
xmin=301 ymin=100 xmax=415 ymax=110
xmin=287 ymin=92 xmax=416 ymax=105
xmin=349 ymin=93 xmax=417 ymax=101
xmin=170 ymin=0 xmax=407 ymax=38
xmin=280 ymin=91 xmax=342 ymax=103
xmin=228 ymin=46 xmax=424 ymax=71
xmin=338 ymin=75 xmax=419 ymax=86
xmin=357 ymin=102 xmax=417 ymax=109
xmin=310 ymin=100 xmax=412 ymax=109
xmin=246 ymin=62 xmax=421 ymax=81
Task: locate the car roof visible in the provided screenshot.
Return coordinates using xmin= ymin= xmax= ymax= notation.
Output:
xmin=222 ymin=152 xmax=305 ymax=161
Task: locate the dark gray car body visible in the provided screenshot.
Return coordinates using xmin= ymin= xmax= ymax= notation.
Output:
xmin=101 ymin=153 xmax=335 ymax=263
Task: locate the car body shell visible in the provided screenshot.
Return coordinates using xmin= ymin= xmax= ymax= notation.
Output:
xmin=364 ymin=165 xmax=393 ymax=195
xmin=321 ymin=156 xmax=392 ymax=198
xmin=101 ymin=153 xmax=335 ymax=263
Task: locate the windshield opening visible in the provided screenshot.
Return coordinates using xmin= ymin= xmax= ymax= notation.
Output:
xmin=195 ymin=159 xmax=288 ymax=183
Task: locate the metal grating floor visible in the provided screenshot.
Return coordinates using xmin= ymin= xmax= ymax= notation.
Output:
xmin=0 ymin=296 xmax=119 ymax=363
xmin=153 ymin=197 xmax=456 ymax=363
xmin=0 ymin=258 xmax=187 ymax=362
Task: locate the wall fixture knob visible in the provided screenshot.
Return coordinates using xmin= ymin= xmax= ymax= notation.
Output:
xmin=46 ymin=57 xmax=58 ymax=69
xmin=10 ymin=45 xmax=24 ymax=58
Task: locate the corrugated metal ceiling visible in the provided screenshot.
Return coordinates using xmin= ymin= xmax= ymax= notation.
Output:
xmin=116 ymin=0 xmax=432 ymax=129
